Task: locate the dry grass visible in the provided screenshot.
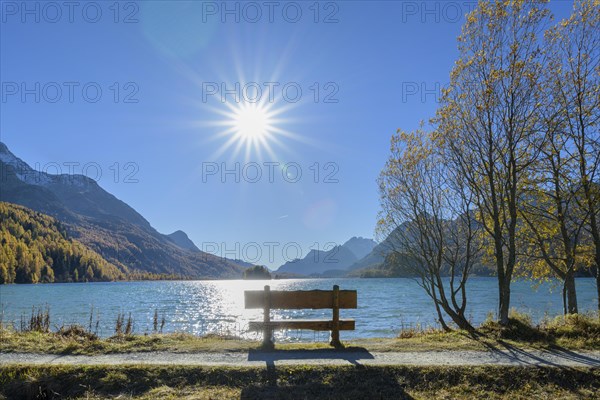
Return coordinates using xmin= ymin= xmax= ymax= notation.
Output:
xmin=0 ymin=364 xmax=598 ymax=400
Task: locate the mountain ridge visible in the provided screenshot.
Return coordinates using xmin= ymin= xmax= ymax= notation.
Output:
xmin=0 ymin=142 xmax=243 ymax=279
xmin=167 ymin=230 xmax=201 ymax=252
xmin=276 ymin=237 xmax=377 ymax=276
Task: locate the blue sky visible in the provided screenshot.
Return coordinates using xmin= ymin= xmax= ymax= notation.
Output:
xmin=0 ymin=1 xmax=573 ymax=269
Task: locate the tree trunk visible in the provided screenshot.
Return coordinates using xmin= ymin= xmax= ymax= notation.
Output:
xmin=434 ymin=301 xmax=451 ymax=332
xmin=493 ymin=213 xmax=510 ymax=325
xmin=563 ymin=271 xmax=578 ymax=315
xmin=592 ymin=216 xmax=600 ymax=311
xmin=562 ymin=283 xmax=567 ymax=316
xmin=499 ymin=280 xmax=511 ymax=325
xmin=455 ymin=316 xmax=474 ymax=332
xmin=596 ymin=267 xmax=600 ymax=313
xmin=441 ymin=304 xmax=474 ymax=332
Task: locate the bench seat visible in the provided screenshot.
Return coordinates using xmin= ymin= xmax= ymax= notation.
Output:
xmin=249 ymin=319 xmax=355 ymax=332
xmin=244 ymin=285 xmax=357 ymax=348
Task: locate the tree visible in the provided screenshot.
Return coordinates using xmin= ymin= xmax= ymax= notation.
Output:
xmin=378 ymin=127 xmax=480 ymax=332
xmin=518 ymin=117 xmax=587 ymax=314
xmin=243 ymin=265 xmax=272 ymax=280
xmin=543 ymin=0 xmax=600 ymax=310
xmin=86 ymin=265 xmax=95 ymax=281
xmin=436 ymin=0 xmax=550 ymax=325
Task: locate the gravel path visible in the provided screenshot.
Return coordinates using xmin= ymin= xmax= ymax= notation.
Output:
xmin=1 ymin=349 xmax=599 ymax=367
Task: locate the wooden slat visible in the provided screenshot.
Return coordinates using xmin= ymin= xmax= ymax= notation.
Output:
xmin=245 ymin=289 xmax=357 ymax=309
xmin=248 ymin=319 xmax=355 ymax=331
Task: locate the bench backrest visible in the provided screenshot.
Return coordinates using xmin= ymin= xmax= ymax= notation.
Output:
xmin=245 ymin=287 xmax=357 ymax=310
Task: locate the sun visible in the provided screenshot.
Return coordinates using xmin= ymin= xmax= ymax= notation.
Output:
xmin=201 ymin=86 xmax=305 ymax=161
xmin=206 ymin=100 xmax=293 ymax=161
xmin=233 ymin=104 xmax=271 ymax=141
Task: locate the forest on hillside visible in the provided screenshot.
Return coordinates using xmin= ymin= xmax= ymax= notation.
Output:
xmin=0 ymin=202 xmax=124 ymax=284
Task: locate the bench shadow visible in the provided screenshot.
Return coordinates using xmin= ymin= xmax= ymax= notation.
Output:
xmin=243 ymin=348 xmax=413 ymax=399
xmin=247 ymin=346 xmax=374 ymax=365
xmin=240 ymin=347 xmax=412 ymax=400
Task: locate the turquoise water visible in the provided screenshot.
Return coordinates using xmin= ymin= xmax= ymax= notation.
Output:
xmin=0 ymin=278 xmax=597 ymax=341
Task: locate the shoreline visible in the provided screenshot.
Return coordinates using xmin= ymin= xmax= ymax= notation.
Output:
xmin=2 ymin=312 xmax=599 ymax=355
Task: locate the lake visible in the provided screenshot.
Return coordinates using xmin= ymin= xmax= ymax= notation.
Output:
xmin=0 ymin=278 xmax=597 ymax=342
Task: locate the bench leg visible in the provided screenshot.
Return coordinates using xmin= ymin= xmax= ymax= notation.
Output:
xmin=330 ymin=285 xmax=343 ymax=348
xmin=330 ymin=331 xmax=342 ymax=348
xmin=262 ymin=327 xmax=274 ymax=350
xmin=261 ymin=285 xmax=274 ymax=350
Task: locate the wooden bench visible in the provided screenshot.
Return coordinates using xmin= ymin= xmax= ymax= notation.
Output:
xmin=244 ymin=285 xmax=357 ymax=349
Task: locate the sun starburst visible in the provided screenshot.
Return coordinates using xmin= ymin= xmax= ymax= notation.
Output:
xmin=203 ymin=95 xmax=302 ymax=162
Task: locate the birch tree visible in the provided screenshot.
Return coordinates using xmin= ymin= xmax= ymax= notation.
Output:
xmin=378 ymin=127 xmax=480 ymax=332
xmin=544 ymin=0 xmax=600 ymax=310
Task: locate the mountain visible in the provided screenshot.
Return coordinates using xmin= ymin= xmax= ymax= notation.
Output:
xmin=276 ymin=237 xmax=377 ymax=276
xmin=347 ymin=240 xmax=396 ymax=271
xmin=342 ymin=236 xmax=377 ymax=259
xmin=0 ymin=142 xmax=243 ymax=279
xmin=277 ymin=246 xmax=358 ymax=276
xmin=0 ymin=143 xmax=150 ymax=228
xmin=348 ymin=218 xmax=430 ymax=273
xmin=167 ymin=230 xmax=200 ymax=252
xmin=164 ymin=230 xmax=255 ymax=269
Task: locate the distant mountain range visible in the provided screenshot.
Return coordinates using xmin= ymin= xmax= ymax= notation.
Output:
xmin=0 ymin=142 xmax=243 ymax=279
xmin=276 ymin=237 xmax=377 ymax=276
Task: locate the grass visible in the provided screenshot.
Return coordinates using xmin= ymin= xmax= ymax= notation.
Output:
xmin=477 ymin=311 xmax=600 ymax=349
xmin=1 ymin=311 xmax=598 ymax=355
xmin=0 ymin=364 xmax=598 ymax=399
